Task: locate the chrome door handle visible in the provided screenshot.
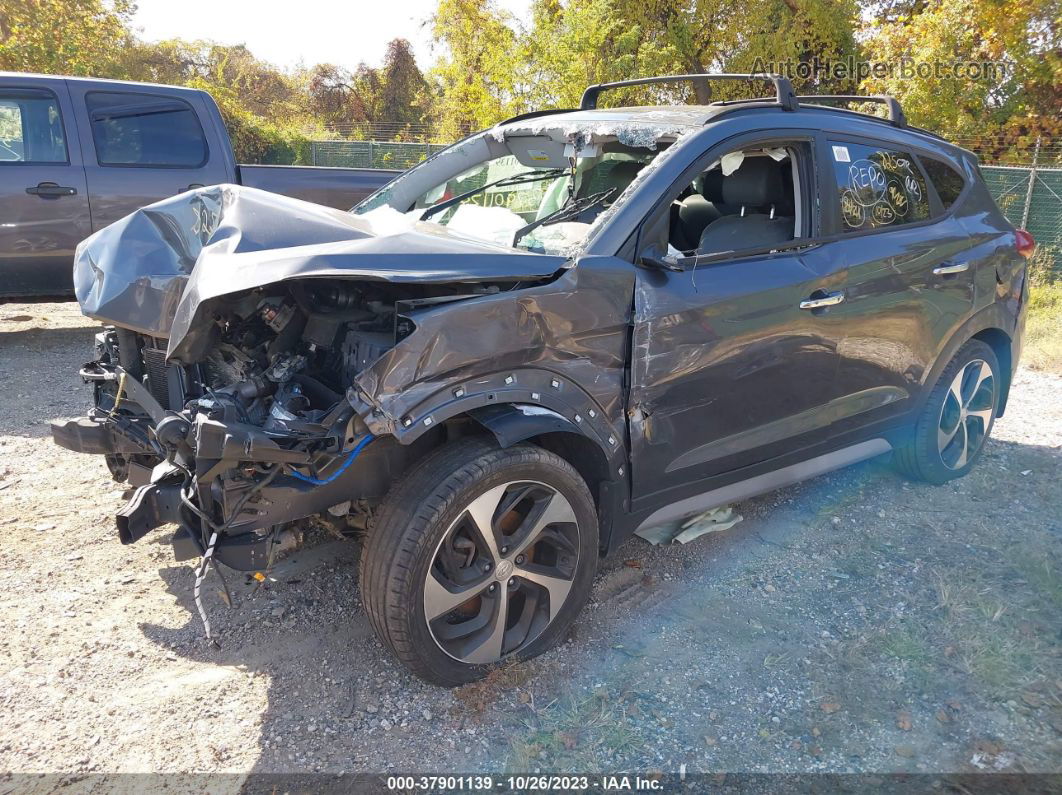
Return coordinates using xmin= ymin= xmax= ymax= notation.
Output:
xmin=933 ymin=262 xmax=969 ymax=275
xmin=799 ymin=291 xmax=845 ymax=310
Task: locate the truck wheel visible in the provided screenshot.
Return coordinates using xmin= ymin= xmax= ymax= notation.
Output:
xmin=359 ymin=438 xmax=599 ymax=686
xmin=893 ymin=339 xmax=1000 ymax=485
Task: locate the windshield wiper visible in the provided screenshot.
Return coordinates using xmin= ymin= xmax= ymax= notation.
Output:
xmin=511 ymin=188 xmax=616 ymax=248
xmin=419 ymin=168 xmax=567 ymax=221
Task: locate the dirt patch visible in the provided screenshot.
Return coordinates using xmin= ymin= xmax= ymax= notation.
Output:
xmin=0 ymin=302 xmax=1059 ymax=776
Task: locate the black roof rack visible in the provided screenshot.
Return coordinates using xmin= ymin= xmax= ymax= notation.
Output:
xmin=580 ymin=73 xmax=798 ymax=112
xmin=794 ymin=95 xmax=907 ymax=128
xmin=496 ymin=107 xmax=578 ymax=127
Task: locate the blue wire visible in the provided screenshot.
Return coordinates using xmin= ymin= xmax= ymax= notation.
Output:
xmin=288 ymin=434 xmax=375 ymax=486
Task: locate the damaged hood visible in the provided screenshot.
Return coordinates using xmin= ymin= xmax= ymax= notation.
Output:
xmin=74 ymin=184 xmax=569 ymax=354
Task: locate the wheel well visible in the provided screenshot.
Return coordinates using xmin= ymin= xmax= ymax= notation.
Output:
xmin=438 ymin=418 xmax=617 ymax=553
xmin=528 ymin=431 xmax=611 ymax=508
xmin=970 ymin=327 xmax=1013 ymax=415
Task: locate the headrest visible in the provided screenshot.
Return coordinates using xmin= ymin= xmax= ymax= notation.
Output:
xmin=721 ymin=158 xmax=784 ymax=208
xmin=699 ymin=169 xmax=725 ymax=202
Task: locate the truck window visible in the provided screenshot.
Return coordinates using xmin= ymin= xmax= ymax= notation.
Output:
xmin=0 ymin=89 xmax=68 ymax=164
xmin=828 ymin=141 xmax=929 ymax=232
xmin=86 ymin=91 xmax=207 ymax=168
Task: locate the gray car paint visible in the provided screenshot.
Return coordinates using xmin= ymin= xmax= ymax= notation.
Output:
xmin=58 ymin=98 xmax=1027 ymax=555
xmin=0 ymin=72 xmax=398 ymax=299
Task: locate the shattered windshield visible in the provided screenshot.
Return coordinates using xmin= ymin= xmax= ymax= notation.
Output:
xmin=354 ymin=131 xmax=669 ymax=255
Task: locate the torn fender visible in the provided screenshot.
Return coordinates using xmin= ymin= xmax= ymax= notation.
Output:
xmin=349 ymin=256 xmax=636 ymax=463
xmin=72 ymin=184 xmax=569 ymax=358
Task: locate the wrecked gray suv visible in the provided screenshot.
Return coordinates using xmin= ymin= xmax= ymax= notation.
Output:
xmin=53 ymin=74 xmax=1030 ymax=685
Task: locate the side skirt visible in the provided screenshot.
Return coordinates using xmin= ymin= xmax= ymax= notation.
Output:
xmin=632 ymin=438 xmax=892 ymax=533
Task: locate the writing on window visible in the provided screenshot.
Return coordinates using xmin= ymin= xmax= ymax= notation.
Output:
xmin=830 ymin=142 xmax=929 ymax=232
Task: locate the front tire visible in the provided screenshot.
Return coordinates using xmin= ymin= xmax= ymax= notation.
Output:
xmin=893 ymin=339 xmax=1000 ymax=484
xmin=359 ymin=438 xmax=599 ymax=686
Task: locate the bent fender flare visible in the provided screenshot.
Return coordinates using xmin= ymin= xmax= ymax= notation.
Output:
xmin=467 ymin=402 xmax=590 ymax=449
xmin=349 ymin=367 xmax=627 ymax=470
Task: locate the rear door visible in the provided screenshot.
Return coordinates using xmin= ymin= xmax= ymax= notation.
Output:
xmin=0 ymin=77 xmax=90 ymax=298
xmin=66 ymin=83 xmax=230 ymax=229
xmin=819 ymin=136 xmax=975 ymax=436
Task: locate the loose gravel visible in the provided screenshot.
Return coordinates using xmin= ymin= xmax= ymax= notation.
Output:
xmin=0 ymin=303 xmax=1059 ymax=777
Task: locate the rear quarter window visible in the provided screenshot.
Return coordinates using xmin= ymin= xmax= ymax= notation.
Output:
xmin=86 ymin=91 xmax=207 ymax=168
xmin=828 ymin=141 xmax=929 ymax=233
xmin=920 ymin=156 xmax=966 ymax=210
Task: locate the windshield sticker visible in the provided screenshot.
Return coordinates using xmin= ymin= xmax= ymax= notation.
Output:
xmin=832 ymin=145 xmax=851 ymax=162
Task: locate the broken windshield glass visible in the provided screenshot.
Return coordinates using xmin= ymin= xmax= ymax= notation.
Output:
xmin=355 ymin=127 xmax=674 ymax=255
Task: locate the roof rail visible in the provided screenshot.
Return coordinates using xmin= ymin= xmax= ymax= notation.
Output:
xmin=580 ymin=73 xmax=798 ymax=112
xmin=794 ymin=95 xmax=907 ymax=128
xmin=496 ymin=107 xmax=578 ymax=127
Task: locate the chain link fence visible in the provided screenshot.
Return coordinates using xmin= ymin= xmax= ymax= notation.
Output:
xmin=310 ymin=140 xmax=446 ymax=170
xmin=980 ymin=164 xmax=1061 ymax=274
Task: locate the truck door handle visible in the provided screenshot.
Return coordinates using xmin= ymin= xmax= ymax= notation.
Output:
xmin=799 ymin=290 xmax=845 ymax=310
xmin=178 ymin=183 xmax=204 ymax=194
xmin=26 ymin=182 xmax=77 ymax=197
xmin=932 ymin=262 xmax=969 ymax=275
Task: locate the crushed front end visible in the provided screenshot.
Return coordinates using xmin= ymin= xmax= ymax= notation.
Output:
xmin=52 ymin=288 xmax=402 ymax=573
xmin=50 ymin=184 xmax=568 ymax=594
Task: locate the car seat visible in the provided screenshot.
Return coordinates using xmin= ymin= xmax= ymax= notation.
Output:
xmin=696 ymin=158 xmax=794 ymax=255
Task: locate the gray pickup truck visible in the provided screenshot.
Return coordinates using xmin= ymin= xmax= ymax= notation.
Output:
xmin=0 ymin=73 xmax=398 ymax=299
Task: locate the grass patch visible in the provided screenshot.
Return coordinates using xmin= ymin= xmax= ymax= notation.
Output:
xmin=507 ymin=689 xmax=642 ymax=771
xmin=1024 ymin=279 xmax=1062 ymax=373
xmin=878 ymin=625 xmax=933 ymax=665
xmin=933 ymin=548 xmax=1060 ymax=700
xmin=453 ymin=661 xmax=539 ymax=717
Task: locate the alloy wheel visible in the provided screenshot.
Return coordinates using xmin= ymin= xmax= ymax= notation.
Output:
xmin=423 ymin=481 xmax=580 ymax=664
xmin=937 ymin=358 xmax=996 ymax=470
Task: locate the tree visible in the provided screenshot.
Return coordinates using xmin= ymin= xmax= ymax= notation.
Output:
xmin=380 ymin=39 xmax=431 ymax=132
xmin=860 ymin=0 xmax=1062 ymax=152
xmin=430 ymin=0 xmax=521 ymax=138
xmin=0 ymin=0 xmax=135 ymax=76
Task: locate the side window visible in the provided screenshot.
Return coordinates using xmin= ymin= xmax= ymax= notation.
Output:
xmin=828 ymin=141 xmax=929 ymax=232
xmin=666 ymin=142 xmax=808 ymax=256
xmin=920 ymin=156 xmax=965 ymax=210
xmin=86 ymin=91 xmax=207 ymax=168
xmin=0 ymin=89 xmax=67 ymax=164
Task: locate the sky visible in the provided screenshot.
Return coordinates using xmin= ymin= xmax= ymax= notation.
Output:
xmin=132 ymin=0 xmax=532 ymax=72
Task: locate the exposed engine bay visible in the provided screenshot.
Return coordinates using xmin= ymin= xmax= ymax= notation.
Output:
xmin=75 ymin=275 xmax=510 ymax=549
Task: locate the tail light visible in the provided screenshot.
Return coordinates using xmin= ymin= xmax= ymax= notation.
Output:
xmin=1015 ymin=229 xmax=1036 ymax=259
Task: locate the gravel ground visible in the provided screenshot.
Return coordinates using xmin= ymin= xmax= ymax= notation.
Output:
xmin=0 ymin=302 xmax=1059 ymax=779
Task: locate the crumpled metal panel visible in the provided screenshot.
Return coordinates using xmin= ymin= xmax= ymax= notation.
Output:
xmin=73 ymin=184 xmax=569 ymax=359
xmin=352 ymin=257 xmax=635 ymax=435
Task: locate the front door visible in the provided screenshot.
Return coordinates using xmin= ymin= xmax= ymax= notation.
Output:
xmin=628 ymin=136 xmax=847 ymax=504
xmin=0 ymin=79 xmax=90 ymax=298
xmin=629 ymin=251 xmax=846 ymax=502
